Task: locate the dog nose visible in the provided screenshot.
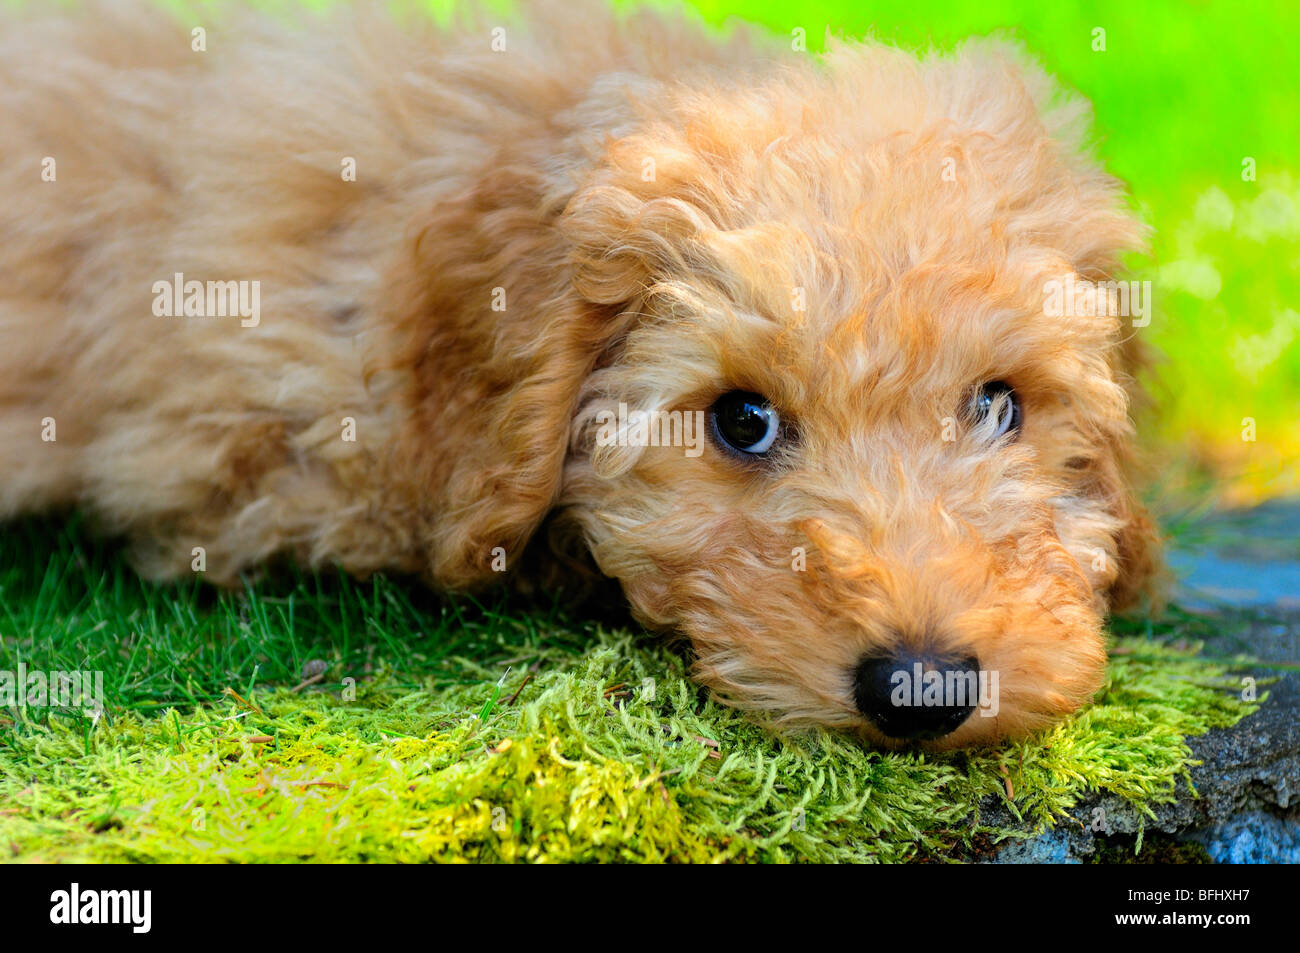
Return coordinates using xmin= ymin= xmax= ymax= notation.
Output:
xmin=852 ymin=650 xmax=980 ymax=740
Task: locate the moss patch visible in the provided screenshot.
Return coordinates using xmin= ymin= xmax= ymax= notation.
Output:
xmin=0 ymin=631 xmax=1258 ymax=863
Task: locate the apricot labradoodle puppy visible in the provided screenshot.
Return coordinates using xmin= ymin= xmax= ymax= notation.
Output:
xmin=0 ymin=1 xmax=1159 ymax=748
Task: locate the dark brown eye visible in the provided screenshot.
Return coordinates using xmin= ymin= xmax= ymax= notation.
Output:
xmin=711 ymin=390 xmax=779 ymax=456
xmin=970 ymin=381 xmax=1021 ymax=439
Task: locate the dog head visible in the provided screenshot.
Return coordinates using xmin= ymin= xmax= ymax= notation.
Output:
xmin=415 ymin=37 xmax=1158 ymax=748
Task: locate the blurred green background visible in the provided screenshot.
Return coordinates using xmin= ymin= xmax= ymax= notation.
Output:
xmin=662 ymin=0 xmax=1300 ymax=506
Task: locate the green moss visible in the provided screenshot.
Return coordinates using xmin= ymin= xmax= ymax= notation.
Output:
xmin=0 ymin=632 xmax=1258 ymax=863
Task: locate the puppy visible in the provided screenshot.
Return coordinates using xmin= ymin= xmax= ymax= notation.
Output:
xmin=0 ymin=0 xmax=1158 ymax=747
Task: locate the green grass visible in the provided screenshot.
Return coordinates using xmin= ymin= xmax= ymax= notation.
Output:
xmin=0 ymin=517 xmax=1262 ymax=863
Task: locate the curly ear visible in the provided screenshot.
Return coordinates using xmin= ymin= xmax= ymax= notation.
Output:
xmin=381 ymin=124 xmax=705 ymax=589
xmin=430 ymin=306 xmax=621 ymax=589
xmin=375 ymin=155 xmax=619 ymax=588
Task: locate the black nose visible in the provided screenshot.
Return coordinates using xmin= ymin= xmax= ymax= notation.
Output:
xmin=853 ymin=651 xmax=980 ymax=740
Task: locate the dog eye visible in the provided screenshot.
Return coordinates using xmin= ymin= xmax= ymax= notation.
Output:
xmin=970 ymin=381 xmax=1021 ymax=439
xmin=711 ymin=390 xmax=780 ymax=456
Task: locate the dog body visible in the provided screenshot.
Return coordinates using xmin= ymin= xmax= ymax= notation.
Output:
xmin=0 ymin=1 xmax=1157 ymax=746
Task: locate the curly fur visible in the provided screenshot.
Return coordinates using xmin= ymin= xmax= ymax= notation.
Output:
xmin=0 ymin=0 xmax=1160 ymax=747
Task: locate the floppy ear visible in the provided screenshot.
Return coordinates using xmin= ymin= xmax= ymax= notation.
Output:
xmin=427 ymin=296 xmax=623 ymax=590
xmin=380 ymin=154 xmax=640 ymax=589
